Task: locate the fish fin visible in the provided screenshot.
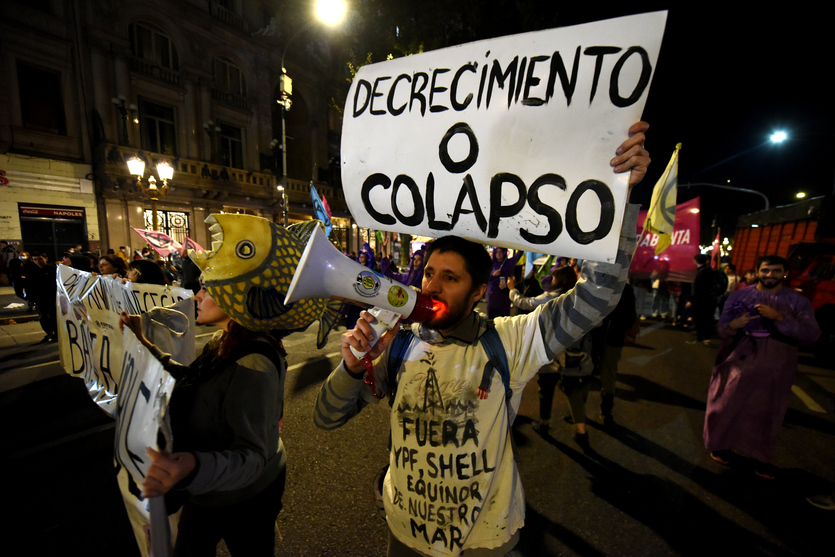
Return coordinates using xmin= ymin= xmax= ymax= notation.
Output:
xmin=246 ymin=286 xmax=291 ymax=319
xmin=316 ymin=299 xmax=345 ymax=349
xmin=287 ymin=220 xmax=324 ymax=245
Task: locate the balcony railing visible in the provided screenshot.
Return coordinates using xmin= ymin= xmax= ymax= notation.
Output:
xmin=210 ymin=2 xmax=246 ymax=32
xmin=211 ymin=88 xmax=249 ymax=111
xmin=103 ymin=143 xmax=349 ymax=214
xmin=104 ymin=144 xmax=275 ymax=199
xmin=130 ymin=57 xmax=182 ymax=86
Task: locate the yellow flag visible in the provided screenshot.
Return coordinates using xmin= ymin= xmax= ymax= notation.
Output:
xmin=644 ymin=143 xmax=681 ymax=255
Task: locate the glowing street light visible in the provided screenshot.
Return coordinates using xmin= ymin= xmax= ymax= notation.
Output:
xmin=316 ymin=0 xmax=347 ymax=26
xmin=277 ymin=0 xmax=346 ymax=227
xmin=770 ymin=131 xmax=788 ymax=143
xmin=127 ymin=157 xmax=173 ymax=233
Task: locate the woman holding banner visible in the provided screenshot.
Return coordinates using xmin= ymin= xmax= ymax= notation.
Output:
xmin=127 ymin=259 xmax=169 ymax=285
xmin=119 ymin=283 xmax=287 ymax=556
xmin=98 ymin=254 xmax=128 ymax=278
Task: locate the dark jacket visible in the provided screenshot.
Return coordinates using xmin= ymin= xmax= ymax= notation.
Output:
xmin=596 ymin=283 xmax=637 ymax=348
xmin=28 ymin=263 xmax=57 ymax=303
xmin=692 ymin=264 xmax=714 ymax=302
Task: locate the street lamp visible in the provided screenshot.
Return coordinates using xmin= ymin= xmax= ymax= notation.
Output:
xmin=276 ymin=184 xmax=287 ymax=227
xmin=679 ymin=182 xmax=770 ymax=210
xmin=315 ymin=0 xmax=347 ymax=25
xmin=277 ymin=0 xmax=346 ymax=227
xmin=128 ymin=157 xmax=173 ymax=233
xmin=770 ymin=131 xmax=788 ymax=143
xmin=689 ymin=130 xmax=790 ymax=182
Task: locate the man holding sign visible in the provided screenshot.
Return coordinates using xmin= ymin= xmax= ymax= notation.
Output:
xmin=315 ymin=123 xmax=648 ymax=556
xmin=315 ymin=12 xmax=664 ymax=555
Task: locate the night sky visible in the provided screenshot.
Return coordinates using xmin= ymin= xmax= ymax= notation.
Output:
xmin=335 ymin=2 xmax=832 ymax=243
xmin=631 ymin=5 xmax=831 ymax=241
xmin=544 ymin=4 xmax=832 ymax=241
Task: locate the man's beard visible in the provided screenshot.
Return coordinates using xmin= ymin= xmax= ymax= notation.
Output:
xmin=424 ymin=303 xmax=469 ymax=331
xmin=423 ymin=294 xmax=474 ymax=331
xmin=759 ymin=277 xmax=781 ymax=290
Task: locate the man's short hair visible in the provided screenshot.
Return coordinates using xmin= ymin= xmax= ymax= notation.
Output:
xmin=694 ymin=253 xmax=708 ymax=265
xmin=726 ymin=263 xmax=736 ymax=271
xmin=755 ymin=255 xmax=786 ymax=270
xmin=424 ymin=236 xmax=492 ymax=287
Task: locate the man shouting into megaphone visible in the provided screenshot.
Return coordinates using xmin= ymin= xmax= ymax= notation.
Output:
xmin=314 ymin=122 xmax=650 ymax=557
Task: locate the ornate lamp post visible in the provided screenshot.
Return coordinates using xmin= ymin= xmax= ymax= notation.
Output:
xmin=128 ymin=157 xmax=173 ymax=232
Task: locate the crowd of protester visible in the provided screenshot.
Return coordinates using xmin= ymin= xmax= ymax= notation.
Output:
xmin=0 ymin=240 xmax=185 ymax=343
xmin=2 ymin=205 xmax=830 ymax=557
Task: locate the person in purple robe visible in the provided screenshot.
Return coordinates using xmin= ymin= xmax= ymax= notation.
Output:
xmin=703 ymin=255 xmax=820 ymax=479
xmin=345 ymin=243 xmax=376 ymax=329
xmin=486 ymin=247 xmax=522 ymax=318
xmin=379 ymin=247 xmax=424 ymax=288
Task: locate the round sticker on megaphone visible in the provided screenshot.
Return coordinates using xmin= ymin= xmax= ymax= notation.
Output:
xmin=355 ymin=270 xmax=382 ymax=297
xmin=387 ymin=285 xmax=408 ymax=308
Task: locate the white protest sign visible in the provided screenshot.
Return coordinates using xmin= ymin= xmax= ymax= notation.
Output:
xmin=54 ymin=267 xmax=193 ymax=555
xmin=342 ymin=11 xmax=666 ymax=261
xmin=56 ymin=267 xmax=193 ymax=416
xmin=114 ymin=330 xmax=176 ymax=486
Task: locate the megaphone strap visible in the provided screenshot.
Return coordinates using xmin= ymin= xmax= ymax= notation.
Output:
xmin=363 ymin=355 xmax=383 ymax=399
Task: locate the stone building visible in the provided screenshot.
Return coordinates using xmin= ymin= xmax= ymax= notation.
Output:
xmin=0 ymin=0 xmax=352 ymax=261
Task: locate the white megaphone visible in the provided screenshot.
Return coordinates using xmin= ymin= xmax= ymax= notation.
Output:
xmin=285 ymin=224 xmax=438 ymax=359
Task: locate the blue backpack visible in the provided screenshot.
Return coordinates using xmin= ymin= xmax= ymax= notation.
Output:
xmin=385 ymin=322 xmax=511 ymax=404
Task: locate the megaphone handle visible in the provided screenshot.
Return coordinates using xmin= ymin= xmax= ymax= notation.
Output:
xmin=348 ymin=308 xmax=400 ymax=360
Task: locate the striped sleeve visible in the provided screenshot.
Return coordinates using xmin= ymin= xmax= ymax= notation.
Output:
xmin=313 ymin=361 xmax=373 ymax=430
xmin=537 ymin=204 xmax=639 ymax=361
xmin=509 ymin=289 xmax=557 ymax=312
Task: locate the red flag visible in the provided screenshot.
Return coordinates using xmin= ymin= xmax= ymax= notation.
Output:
xmin=321 ymin=194 xmax=332 ymax=219
xmin=711 ymin=228 xmax=721 ymax=269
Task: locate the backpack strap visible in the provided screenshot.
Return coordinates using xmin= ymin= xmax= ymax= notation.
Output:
xmin=476 ymin=322 xmax=517 ymax=454
xmin=476 ymin=323 xmax=512 ymax=403
xmin=386 ymin=327 xmax=414 ymax=401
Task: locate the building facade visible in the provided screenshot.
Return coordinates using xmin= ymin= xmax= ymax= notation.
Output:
xmin=0 ymin=0 xmax=353 ymax=262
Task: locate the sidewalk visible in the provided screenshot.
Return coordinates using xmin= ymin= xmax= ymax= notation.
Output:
xmin=0 ymin=319 xmax=62 ymax=392
xmin=0 ymin=285 xmax=38 ymax=323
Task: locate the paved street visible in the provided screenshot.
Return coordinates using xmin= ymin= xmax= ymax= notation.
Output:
xmin=3 ymin=306 xmax=833 ymax=556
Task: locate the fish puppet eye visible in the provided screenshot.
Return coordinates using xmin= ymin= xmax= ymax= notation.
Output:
xmin=236 ymin=240 xmax=256 ymax=259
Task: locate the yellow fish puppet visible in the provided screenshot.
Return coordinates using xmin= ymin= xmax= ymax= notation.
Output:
xmin=189 ymin=214 xmax=342 ymax=348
